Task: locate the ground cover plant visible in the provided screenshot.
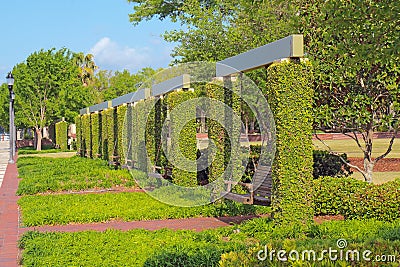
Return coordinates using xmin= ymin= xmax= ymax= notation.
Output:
xmin=18 ymin=192 xmax=270 ymax=226
xmin=313 ymin=177 xmax=400 ymax=221
xmin=16 ymin=156 xmax=139 ymax=195
xmin=19 ymin=218 xmax=400 ymax=266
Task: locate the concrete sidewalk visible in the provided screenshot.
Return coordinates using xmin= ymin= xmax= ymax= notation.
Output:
xmin=0 ymin=141 xmax=11 ymax=188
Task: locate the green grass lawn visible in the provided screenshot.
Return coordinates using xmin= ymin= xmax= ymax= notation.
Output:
xmin=18 ymin=192 xmax=270 ymax=226
xmin=19 ymin=218 xmax=400 ymax=266
xmin=16 ymin=156 xmax=139 ymax=195
xmin=312 ymin=138 xmax=400 ymax=158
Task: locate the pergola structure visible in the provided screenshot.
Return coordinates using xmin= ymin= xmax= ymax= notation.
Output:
xmin=76 ymin=34 xmax=313 ymax=228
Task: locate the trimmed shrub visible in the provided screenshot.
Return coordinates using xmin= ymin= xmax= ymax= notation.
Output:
xmin=144 ymin=97 xmax=156 ymax=169
xmin=55 ymin=120 xmax=68 ymax=150
xmin=166 ymin=91 xmax=198 ymax=187
xmin=90 ymin=113 xmax=101 ymax=158
xmin=75 ymin=115 xmax=82 ymax=156
xmin=132 ymin=100 xmax=152 ymax=172
xmin=266 ymin=60 xmax=314 ymax=230
xmin=81 ymin=114 xmax=91 ymax=158
xmin=101 ymin=108 xmax=115 ymax=162
xmin=206 ymin=82 xmax=226 ymax=184
xmin=313 ymin=177 xmax=400 ymax=221
xmin=313 ymin=150 xmax=352 ymax=178
xmin=143 ymin=244 xmax=228 ymax=267
xmin=244 ymin=146 xmax=351 ymax=179
xmin=117 ymin=105 xmax=127 ymax=165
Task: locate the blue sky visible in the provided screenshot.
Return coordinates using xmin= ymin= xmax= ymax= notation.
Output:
xmin=0 ymin=0 xmax=180 ymax=78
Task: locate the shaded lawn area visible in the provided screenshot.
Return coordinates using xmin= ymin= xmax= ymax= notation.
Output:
xmin=18 ymin=192 xmax=270 ymax=226
xmin=16 ymin=156 xmax=139 ymax=195
xmin=19 ymin=218 xmax=400 ymax=266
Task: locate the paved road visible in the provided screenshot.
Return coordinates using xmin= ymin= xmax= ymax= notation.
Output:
xmin=0 ymin=141 xmax=10 ymax=188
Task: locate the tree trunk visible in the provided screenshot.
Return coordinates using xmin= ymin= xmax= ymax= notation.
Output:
xmin=363 ymin=124 xmax=374 ymax=183
xmin=364 ymin=160 xmax=374 ymax=183
xmin=35 ymin=128 xmax=42 ymax=151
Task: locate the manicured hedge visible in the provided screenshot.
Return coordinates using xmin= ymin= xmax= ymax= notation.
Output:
xmin=144 ymin=97 xmax=156 ymax=170
xmin=167 ymin=91 xmax=198 ymax=187
xmin=55 ymin=120 xmax=68 ymax=150
xmin=90 ymin=113 xmax=101 ymax=158
xmin=81 ymin=114 xmax=91 ymax=158
xmin=206 ymin=82 xmax=226 ymax=183
xmin=313 ymin=150 xmax=352 ymax=178
xmin=313 ymin=177 xmax=400 ymax=221
xmin=265 ymin=60 xmax=314 ymax=230
xmin=245 ymin=145 xmax=351 ymax=179
xmin=101 ymin=108 xmax=115 ymax=162
xmin=132 ymin=100 xmax=151 ymax=171
xmin=117 ymin=105 xmax=127 ymax=165
xmin=75 ymin=115 xmax=82 ymax=156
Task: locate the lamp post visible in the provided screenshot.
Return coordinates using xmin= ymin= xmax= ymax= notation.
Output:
xmin=6 ymin=72 xmax=15 ymax=163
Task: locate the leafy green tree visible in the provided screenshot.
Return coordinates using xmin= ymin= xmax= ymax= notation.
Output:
xmin=0 ymin=84 xmax=10 ymax=132
xmin=92 ymin=68 xmax=160 ymax=102
xmin=87 ymin=70 xmax=112 ymax=104
xmin=302 ymin=0 xmax=400 ymax=182
xmin=12 ymin=48 xmax=91 ymax=150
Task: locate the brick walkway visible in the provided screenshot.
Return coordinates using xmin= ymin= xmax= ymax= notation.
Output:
xmin=0 ymin=161 xmax=19 ymax=267
xmin=20 ymin=215 xmax=260 ymax=234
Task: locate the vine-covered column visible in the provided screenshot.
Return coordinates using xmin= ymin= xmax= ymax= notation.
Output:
xmin=266 ymin=60 xmax=314 ymax=231
xmin=167 ymin=91 xmax=197 ymax=187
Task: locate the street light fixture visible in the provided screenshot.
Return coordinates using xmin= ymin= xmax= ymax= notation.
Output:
xmin=6 ymin=72 xmax=15 ymax=163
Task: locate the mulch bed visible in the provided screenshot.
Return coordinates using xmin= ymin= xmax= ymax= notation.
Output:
xmin=348 ymin=158 xmax=400 ymax=172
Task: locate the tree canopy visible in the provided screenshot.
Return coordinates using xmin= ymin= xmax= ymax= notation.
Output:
xmin=7 ymin=48 xmax=92 ymax=150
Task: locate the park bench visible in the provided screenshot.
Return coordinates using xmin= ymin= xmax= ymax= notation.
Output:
xmin=108 ymin=155 xmax=120 ymax=169
xmin=222 ymin=164 xmax=272 ymax=206
xmin=148 ymin=165 xmax=172 ymax=180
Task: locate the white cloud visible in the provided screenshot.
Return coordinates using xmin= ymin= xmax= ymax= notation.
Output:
xmin=89 ymin=37 xmax=153 ymax=72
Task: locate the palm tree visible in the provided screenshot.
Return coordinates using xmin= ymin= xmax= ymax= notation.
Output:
xmin=74 ymin=53 xmax=98 ymax=86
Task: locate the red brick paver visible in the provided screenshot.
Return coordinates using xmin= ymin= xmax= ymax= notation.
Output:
xmin=0 ymin=162 xmax=20 ymax=267
xmin=20 ymin=215 xmax=260 ymax=234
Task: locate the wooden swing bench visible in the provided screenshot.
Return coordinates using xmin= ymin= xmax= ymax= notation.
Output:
xmin=222 ymin=165 xmax=272 ymax=206
xmin=148 ymin=165 xmax=172 ymax=180
xmin=121 ymin=159 xmax=136 ymax=170
xmin=108 ymin=155 xmax=120 ymax=168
